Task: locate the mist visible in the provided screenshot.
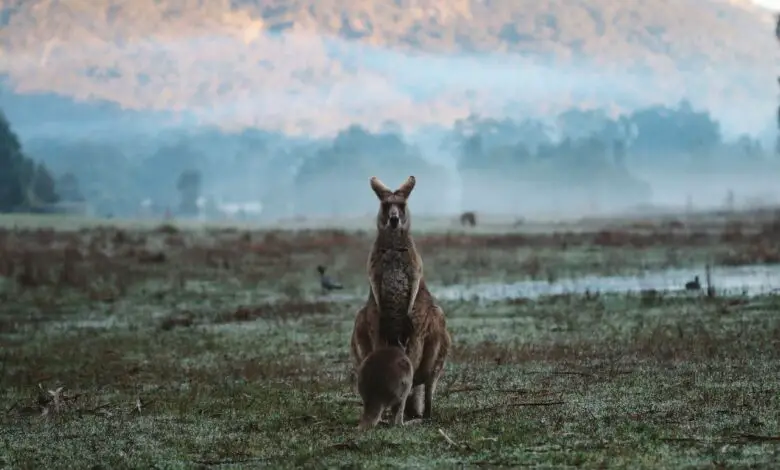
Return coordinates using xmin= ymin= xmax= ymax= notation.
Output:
xmin=0 ymin=28 xmax=777 ymax=224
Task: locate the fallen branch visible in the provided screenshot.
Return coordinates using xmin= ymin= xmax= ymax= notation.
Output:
xmin=735 ymin=433 xmax=780 ymax=442
xmin=328 ymin=441 xmax=359 ymax=451
xmin=507 ymin=401 xmax=564 ymax=408
xmin=525 ymin=370 xmax=595 ymax=377
xmin=442 ymin=386 xmax=539 ymax=396
xmin=193 ymin=457 xmax=267 ymax=466
xmin=438 ymin=428 xmax=459 ymax=447
xmin=661 ymin=434 xmax=780 ymax=445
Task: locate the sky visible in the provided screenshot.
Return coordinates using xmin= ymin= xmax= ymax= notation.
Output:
xmin=754 ymin=0 xmax=780 ymax=10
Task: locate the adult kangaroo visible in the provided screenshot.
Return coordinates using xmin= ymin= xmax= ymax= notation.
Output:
xmin=350 ymin=175 xmax=451 ymax=420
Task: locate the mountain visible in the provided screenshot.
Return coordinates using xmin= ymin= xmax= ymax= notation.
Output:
xmin=0 ymin=0 xmax=776 ymax=137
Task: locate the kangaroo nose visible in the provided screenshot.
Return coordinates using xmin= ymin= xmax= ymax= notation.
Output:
xmin=389 ymin=215 xmax=399 ymax=228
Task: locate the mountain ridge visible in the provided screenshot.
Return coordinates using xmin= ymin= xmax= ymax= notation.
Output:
xmin=0 ymin=0 xmax=776 ymax=136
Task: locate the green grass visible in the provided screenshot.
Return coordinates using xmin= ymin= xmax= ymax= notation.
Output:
xmin=3 ymin=288 xmax=779 ymax=468
xmin=2 ymin=212 xmax=780 ymax=468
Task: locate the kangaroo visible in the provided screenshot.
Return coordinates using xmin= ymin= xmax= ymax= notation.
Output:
xmin=459 ymin=211 xmax=477 ymax=227
xmin=350 ymin=175 xmax=451 ymax=420
xmin=356 ymin=343 xmax=414 ymax=430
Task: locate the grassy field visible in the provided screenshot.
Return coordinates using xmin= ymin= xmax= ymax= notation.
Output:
xmin=2 ymin=209 xmax=780 ymax=468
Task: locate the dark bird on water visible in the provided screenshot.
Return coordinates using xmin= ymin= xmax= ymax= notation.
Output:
xmin=685 ymin=275 xmax=701 ymax=290
xmin=317 ymin=265 xmax=344 ymax=292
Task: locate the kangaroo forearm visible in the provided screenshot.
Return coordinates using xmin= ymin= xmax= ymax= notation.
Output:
xmin=408 ymin=276 xmax=421 ymax=317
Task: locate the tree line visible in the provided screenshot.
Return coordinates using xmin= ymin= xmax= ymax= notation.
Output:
xmin=0 ymin=100 xmax=770 ymax=217
xmin=0 ymin=111 xmax=60 ymax=212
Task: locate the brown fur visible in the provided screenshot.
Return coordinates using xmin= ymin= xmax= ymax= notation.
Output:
xmin=460 ymin=211 xmax=477 ymax=227
xmin=356 ymin=345 xmax=414 ymax=430
xmin=350 ymin=175 xmax=452 ymax=420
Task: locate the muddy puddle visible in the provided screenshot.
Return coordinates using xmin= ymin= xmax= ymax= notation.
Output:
xmin=433 ymin=264 xmax=780 ymax=302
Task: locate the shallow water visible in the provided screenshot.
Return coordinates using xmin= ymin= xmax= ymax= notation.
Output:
xmin=433 ymin=264 xmax=780 ymax=302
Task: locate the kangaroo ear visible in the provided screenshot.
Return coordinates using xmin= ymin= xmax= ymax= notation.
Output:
xmin=395 ymin=175 xmax=416 ymax=199
xmin=370 ymin=176 xmax=392 ymax=200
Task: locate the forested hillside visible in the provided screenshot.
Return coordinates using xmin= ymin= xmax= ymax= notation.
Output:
xmin=0 ymin=0 xmax=774 ymax=135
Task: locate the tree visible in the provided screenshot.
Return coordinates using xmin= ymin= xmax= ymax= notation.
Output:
xmin=0 ymin=110 xmax=60 ymax=212
xmin=0 ymin=111 xmax=25 ymax=211
xmin=557 ymin=108 xmax=611 ymax=141
xmin=613 ymin=140 xmax=627 ymax=168
xmin=55 ymin=172 xmax=85 ymax=202
xmin=177 ymin=169 xmax=202 ymax=216
xmin=30 ymin=162 xmax=59 ymax=207
xmin=294 ymin=125 xmax=447 ymax=217
xmin=627 ymin=101 xmax=721 ymax=159
xmin=452 ymin=114 xmax=552 ymax=172
xmin=139 ymin=140 xmax=206 ymax=207
xmin=26 ymin=138 xmax=135 ymax=215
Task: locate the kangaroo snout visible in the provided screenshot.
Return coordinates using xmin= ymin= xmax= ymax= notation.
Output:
xmin=388 ymin=206 xmax=400 ymax=228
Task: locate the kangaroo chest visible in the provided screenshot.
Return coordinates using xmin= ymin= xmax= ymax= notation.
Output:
xmin=375 ymin=249 xmax=414 ymax=317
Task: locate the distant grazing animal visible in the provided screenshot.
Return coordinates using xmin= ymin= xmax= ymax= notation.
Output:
xmin=350 ymin=175 xmax=451 ymax=420
xmin=685 ymin=276 xmax=701 ymax=290
xmin=317 ymin=265 xmax=344 ymax=293
xmin=776 ymin=13 xmax=780 ymax=43
xmin=460 ymin=211 xmax=477 ymax=227
xmin=356 ymin=344 xmax=414 ymax=430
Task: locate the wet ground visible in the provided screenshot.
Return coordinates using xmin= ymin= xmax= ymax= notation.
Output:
xmin=319 ymin=263 xmax=780 ymax=303
xmin=435 ymin=263 xmax=780 ymax=301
